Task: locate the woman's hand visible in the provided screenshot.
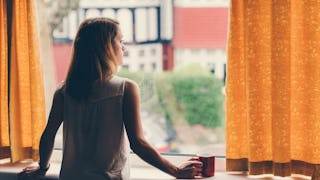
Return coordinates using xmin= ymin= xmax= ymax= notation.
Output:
xmin=176 ymin=158 xmax=203 ymax=179
xmin=18 ymin=165 xmax=47 ymax=180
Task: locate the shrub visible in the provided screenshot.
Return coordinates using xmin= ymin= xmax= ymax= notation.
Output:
xmin=171 ymin=75 xmax=224 ymax=127
xmin=156 ymin=64 xmax=225 ymax=128
xmin=118 ymin=65 xmax=225 ymax=128
xmin=118 ymin=70 xmax=154 ymax=102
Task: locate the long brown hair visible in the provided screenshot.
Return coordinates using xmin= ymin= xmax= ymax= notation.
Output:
xmin=65 ymin=17 xmax=119 ymax=100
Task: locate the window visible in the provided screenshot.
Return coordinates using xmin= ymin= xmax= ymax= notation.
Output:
xmin=122 ymin=64 xmax=130 ymax=70
xmin=151 ymin=62 xmax=157 ymax=71
xmin=150 ymin=48 xmax=156 ymax=56
xmin=208 ymin=63 xmax=216 ymax=74
xmin=190 ymin=49 xmax=200 ymax=55
xmin=139 ymin=63 xmax=145 ymax=71
xmin=138 ymin=49 xmax=145 ymax=57
xmin=40 ymin=0 xmax=228 ymax=162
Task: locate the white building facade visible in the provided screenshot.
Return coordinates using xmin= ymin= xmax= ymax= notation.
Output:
xmin=51 ymin=0 xmax=229 ymax=78
xmin=52 ymin=0 xmax=174 ymax=72
xmin=173 ymin=0 xmax=229 ymax=80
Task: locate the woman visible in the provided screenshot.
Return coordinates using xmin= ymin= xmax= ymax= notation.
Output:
xmin=20 ymin=17 xmax=202 ymax=180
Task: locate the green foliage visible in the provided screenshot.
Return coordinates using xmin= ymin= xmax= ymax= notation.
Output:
xmin=171 ymin=75 xmax=224 ymax=127
xmin=158 ymin=64 xmax=224 ymax=128
xmin=118 ymin=70 xmax=164 ymax=115
xmin=118 ymin=70 xmax=155 ymax=102
xmin=174 ymin=63 xmax=212 ymax=76
xmin=118 ymin=65 xmax=225 ymax=128
xmin=117 ymin=69 xmax=147 ymax=82
xmin=155 ymin=73 xmax=177 ymax=125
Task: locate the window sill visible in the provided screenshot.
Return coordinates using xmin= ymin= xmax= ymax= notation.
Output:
xmin=0 ymin=153 xmax=228 ymax=180
xmin=0 ymin=151 xmax=311 ymax=179
xmin=0 ymin=156 xmax=312 ymax=180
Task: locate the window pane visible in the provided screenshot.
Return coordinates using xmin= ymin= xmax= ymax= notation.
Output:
xmin=38 ymin=0 xmax=229 ymax=158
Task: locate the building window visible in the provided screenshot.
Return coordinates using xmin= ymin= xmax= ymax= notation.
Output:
xmin=122 ymin=64 xmax=129 ymax=70
xmin=208 ymin=63 xmax=216 ymax=74
xmin=139 ymin=63 xmax=145 ymax=71
xmin=139 ymin=49 xmax=145 ymax=57
xmin=207 ymin=49 xmax=215 ymax=54
xmin=151 ymin=62 xmax=157 ymax=71
xmin=190 ymin=49 xmax=200 ymax=54
xmin=150 ymin=48 xmax=157 ymax=56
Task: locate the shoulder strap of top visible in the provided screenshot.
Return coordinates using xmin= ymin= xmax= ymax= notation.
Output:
xmin=89 ymin=76 xmax=126 ymax=102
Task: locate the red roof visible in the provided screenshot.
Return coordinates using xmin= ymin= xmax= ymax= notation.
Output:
xmin=173 ymin=7 xmax=229 ymax=49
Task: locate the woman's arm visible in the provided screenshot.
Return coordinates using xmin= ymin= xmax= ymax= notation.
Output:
xmin=38 ymin=89 xmax=64 ymax=170
xmin=122 ymin=79 xmax=202 ymax=179
xmin=20 ymin=89 xmax=64 ymax=178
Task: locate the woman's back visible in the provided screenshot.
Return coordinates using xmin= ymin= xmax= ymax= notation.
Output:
xmin=59 ymin=76 xmax=130 ymax=180
xmin=20 ymin=18 xmax=203 ymax=180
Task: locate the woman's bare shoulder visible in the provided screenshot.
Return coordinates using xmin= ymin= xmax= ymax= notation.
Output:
xmin=123 ymin=78 xmax=139 ymax=96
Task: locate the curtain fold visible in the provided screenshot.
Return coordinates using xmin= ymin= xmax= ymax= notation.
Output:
xmin=0 ymin=0 xmax=10 ymax=159
xmin=226 ymin=0 xmax=320 ymax=177
xmin=0 ymin=0 xmax=46 ymax=163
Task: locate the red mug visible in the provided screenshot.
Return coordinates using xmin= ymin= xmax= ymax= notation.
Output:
xmin=198 ymin=154 xmax=215 ymax=177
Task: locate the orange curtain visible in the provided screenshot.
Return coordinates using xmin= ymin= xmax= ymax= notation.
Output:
xmin=0 ymin=0 xmax=46 ymax=162
xmin=0 ymin=0 xmax=10 ymax=159
xmin=226 ymin=0 xmax=320 ymax=177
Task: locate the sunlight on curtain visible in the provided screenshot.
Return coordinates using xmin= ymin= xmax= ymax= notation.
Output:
xmin=0 ymin=0 xmax=45 ymax=162
xmin=226 ymin=0 xmax=320 ymax=177
xmin=0 ymin=0 xmax=10 ymax=159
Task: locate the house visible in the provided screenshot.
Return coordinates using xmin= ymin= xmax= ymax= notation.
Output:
xmin=52 ymin=0 xmax=229 ymax=83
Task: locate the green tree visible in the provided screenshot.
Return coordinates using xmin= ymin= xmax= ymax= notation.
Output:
xmin=156 ymin=64 xmax=225 ymax=128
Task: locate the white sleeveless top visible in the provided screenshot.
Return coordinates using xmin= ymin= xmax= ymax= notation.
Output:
xmin=58 ymin=76 xmax=130 ymax=180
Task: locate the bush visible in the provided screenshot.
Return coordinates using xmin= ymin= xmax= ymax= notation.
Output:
xmin=118 ymin=70 xmax=154 ymax=102
xmin=171 ymin=75 xmax=224 ymax=127
xmin=156 ymin=64 xmax=225 ymax=128
xmin=118 ymin=70 xmax=164 ymax=114
xmin=118 ymin=65 xmax=225 ymax=128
